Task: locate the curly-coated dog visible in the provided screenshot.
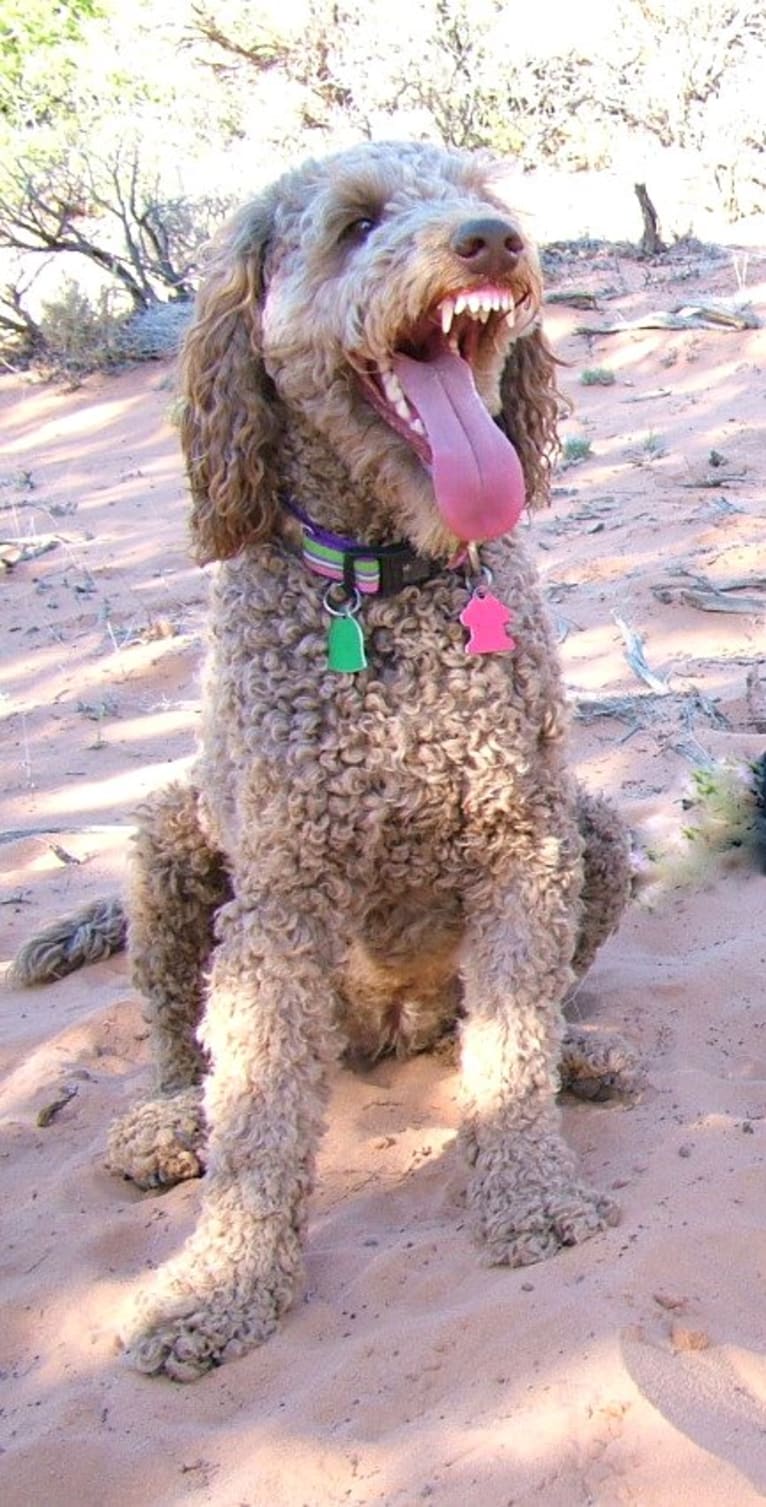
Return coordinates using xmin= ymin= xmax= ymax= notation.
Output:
xmin=15 ymin=140 xmax=633 ymax=1380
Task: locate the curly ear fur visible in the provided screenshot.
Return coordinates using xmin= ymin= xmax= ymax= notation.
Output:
xmin=500 ymin=327 xmax=567 ymax=511
xmin=179 ymin=196 xmax=282 ymax=563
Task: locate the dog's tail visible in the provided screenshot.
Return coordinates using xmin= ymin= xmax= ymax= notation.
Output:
xmin=10 ymin=897 xmax=127 ymax=986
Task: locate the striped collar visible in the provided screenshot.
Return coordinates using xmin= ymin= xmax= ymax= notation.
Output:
xmin=281 ymin=497 xmax=444 ymax=598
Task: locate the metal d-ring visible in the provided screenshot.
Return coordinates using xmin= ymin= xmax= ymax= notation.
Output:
xmin=464 ymin=543 xmax=493 ymax=595
xmin=322 ymin=582 xmax=362 ymax=618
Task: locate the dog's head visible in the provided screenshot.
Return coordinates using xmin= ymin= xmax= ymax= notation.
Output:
xmin=180 ymin=141 xmax=560 ymax=563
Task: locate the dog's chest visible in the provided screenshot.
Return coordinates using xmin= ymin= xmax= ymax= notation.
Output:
xmin=207 ymin=549 xmax=561 ymax=829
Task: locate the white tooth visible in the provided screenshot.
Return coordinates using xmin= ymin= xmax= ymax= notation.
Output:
xmin=467 ymin=293 xmax=481 ymax=314
xmin=501 ymin=292 xmax=512 ymax=311
xmin=478 ymin=307 xmax=491 ymax=324
xmin=454 ymin=293 xmax=467 ymax=315
xmin=394 ymin=397 xmax=411 ymax=422
xmin=410 ymin=417 xmax=425 ymax=436
xmin=382 ymin=369 xmax=406 ymax=406
xmin=505 ymin=306 xmax=516 ymax=327
xmin=440 ymin=300 xmax=455 ymax=335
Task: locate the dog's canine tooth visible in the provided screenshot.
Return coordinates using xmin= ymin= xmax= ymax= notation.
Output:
xmin=440 ymin=299 xmax=455 ymax=335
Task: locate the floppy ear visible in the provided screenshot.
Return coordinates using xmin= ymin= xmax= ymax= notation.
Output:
xmin=499 ymin=326 xmax=565 ymax=511
xmin=178 ymin=194 xmax=282 ymax=563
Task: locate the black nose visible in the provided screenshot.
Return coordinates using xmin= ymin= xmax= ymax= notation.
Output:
xmin=450 ymin=218 xmax=525 ymax=278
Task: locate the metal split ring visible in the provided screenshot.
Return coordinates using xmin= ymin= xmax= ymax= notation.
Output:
xmin=322 ymin=583 xmax=362 ymax=618
xmin=464 ymin=562 xmax=494 ymax=592
xmin=463 ymin=542 xmax=493 ymax=591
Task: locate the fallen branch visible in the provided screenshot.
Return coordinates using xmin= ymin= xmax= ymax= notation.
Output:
xmin=576 ymin=302 xmax=760 ymax=336
xmin=544 ymin=291 xmax=600 ymax=309
xmin=622 ymin=389 xmax=672 ymax=403
xmin=614 ymin=615 xmax=671 ymax=694
xmin=0 ymin=537 xmax=60 ymax=569
xmin=0 ymin=822 xmax=134 ymax=846
xmin=653 ymin=569 xmax=766 ymax=615
xmin=680 ymin=475 xmax=747 ymax=489
xmin=36 ymin=1084 xmax=78 ymax=1127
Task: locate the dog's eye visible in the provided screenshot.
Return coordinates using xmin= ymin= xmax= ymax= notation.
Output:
xmin=341 ymin=215 xmax=377 ymax=246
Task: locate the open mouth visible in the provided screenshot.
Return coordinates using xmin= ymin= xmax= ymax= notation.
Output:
xmin=359 ymin=285 xmax=531 ymax=544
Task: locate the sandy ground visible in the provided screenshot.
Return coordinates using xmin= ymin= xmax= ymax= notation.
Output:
xmin=2 ymin=237 xmax=766 ymax=1506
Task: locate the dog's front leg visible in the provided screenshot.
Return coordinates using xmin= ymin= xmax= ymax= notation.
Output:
xmin=120 ymin=897 xmax=342 ymax=1381
xmin=459 ymin=876 xmax=619 ymax=1267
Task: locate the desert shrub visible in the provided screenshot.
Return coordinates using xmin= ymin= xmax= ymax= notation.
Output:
xmin=37 ymin=276 xmax=126 ymax=372
xmin=115 ymin=300 xmax=193 ymax=361
xmin=561 ymin=435 xmax=594 ymax=466
xmin=580 ymin=368 xmax=616 ymax=386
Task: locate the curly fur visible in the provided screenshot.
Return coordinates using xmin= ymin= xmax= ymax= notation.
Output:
xmin=17 ymin=141 xmax=633 ymax=1381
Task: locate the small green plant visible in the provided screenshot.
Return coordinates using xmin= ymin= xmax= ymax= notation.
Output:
xmin=639 ymin=430 xmax=666 ymax=459
xmin=641 ymin=760 xmax=763 ymax=902
xmin=580 ymin=367 xmax=616 ymax=386
xmin=680 ymin=764 xmax=757 ymax=853
xmin=561 ymin=435 xmax=593 ymax=467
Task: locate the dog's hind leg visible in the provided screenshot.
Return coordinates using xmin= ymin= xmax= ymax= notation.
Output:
xmin=107 ymin=781 xmax=231 ymax=1188
xmin=128 ymin=781 xmax=231 ymax=1093
xmin=560 ymin=785 xmax=638 ymax=1101
xmin=571 ymin=784 xmax=632 ymax=982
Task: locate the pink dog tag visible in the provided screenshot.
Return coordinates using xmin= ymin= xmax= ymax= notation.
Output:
xmin=460 ymin=586 xmax=515 ymax=655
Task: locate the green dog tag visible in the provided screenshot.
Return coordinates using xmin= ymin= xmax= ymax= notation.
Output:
xmin=327 ymin=614 xmax=367 ymax=673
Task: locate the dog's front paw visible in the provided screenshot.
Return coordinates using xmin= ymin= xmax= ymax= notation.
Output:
xmin=466 ymin=1137 xmax=619 ymax=1267
xmin=120 ymin=1282 xmax=283 ymax=1382
xmin=106 ymin=1088 xmax=206 ymax=1188
xmin=488 ymin=1184 xmax=619 ymax=1267
xmin=119 ymin=1213 xmax=302 ymax=1380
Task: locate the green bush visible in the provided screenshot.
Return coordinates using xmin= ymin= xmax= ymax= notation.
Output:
xmin=38 ymin=276 xmax=126 ymax=373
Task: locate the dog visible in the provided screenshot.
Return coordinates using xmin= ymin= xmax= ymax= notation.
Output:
xmin=14 ymin=140 xmax=633 ymax=1379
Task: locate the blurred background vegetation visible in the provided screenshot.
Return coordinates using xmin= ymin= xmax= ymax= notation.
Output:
xmin=1 ymin=0 xmax=764 ymax=373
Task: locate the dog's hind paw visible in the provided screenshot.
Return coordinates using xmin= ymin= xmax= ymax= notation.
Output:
xmin=106 ymin=1088 xmax=206 ymax=1189
xmin=560 ymin=1026 xmax=641 ymax=1102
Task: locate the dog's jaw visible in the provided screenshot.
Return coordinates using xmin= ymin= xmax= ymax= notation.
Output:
xmin=355 ymin=284 xmax=536 ymax=545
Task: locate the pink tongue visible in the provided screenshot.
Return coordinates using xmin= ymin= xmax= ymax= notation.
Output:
xmin=393 ymin=348 xmax=525 ymax=541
